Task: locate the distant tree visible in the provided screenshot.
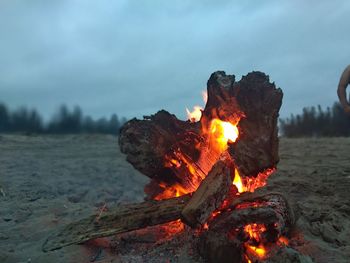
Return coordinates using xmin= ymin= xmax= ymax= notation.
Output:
xmin=27 ymin=109 xmax=43 ymax=133
xmin=82 ymin=116 xmax=96 ymax=133
xmin=0 ymin=103 xmax=10 ymax=132
xmin=280 ymin=102 xmax=350 ymax=137
xmin=0 ymin=102 xmax=127 ymax=135
xmin=47 ymin=105 xmax=83 ymax=133
xmin=108 ymin=114 xmax=121 ymax=135
xmin=10 ymin=107 xmax=43 ymax=133
xmin=95 ymin=117 xmax=109 ymax=134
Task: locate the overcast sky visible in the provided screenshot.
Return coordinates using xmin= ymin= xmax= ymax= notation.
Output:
xmin=1 ymin=0 xmax=349 ymax=121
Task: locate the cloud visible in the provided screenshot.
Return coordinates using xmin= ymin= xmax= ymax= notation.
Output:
xmin=0 ymin=0 xmax=349 ymax=120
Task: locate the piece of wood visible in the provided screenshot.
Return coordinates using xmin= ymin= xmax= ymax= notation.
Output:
xmin=42 ymin=194 xmax=191 ymax=252
xmin=181 ymin=159 xmax=234 ymax=228
xmin=210 ymin=192 xmax=295 ymax=237
xmin=202 ymin=71 xmax=283 ymax=178
xmin=43 ymin=191 xmax=294 ymax=253
xmin=198 ymin=192 xmax=295 ymax=263
xmin=229 ymin=72 xmax=283 ymax=178
xmin=119 ymin=71 xmax=283 ymax=198
xmin=119 ymin=110 xmax=205 ymax=197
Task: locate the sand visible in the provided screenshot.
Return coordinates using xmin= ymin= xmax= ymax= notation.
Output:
xmin=0 ymin=135 xmax=349 ymax=262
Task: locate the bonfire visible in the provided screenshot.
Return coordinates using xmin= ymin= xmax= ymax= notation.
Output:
xmin=43 ymin=71 xmax=298 ymax=263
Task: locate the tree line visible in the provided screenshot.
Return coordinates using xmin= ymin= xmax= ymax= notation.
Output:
xmin=2 ymin=101 xmax=349 ymax=137
xmin=0 ymin=103 xmax=127 ymax=135
xmin=279 ymin=102 xmax=350 ymax=137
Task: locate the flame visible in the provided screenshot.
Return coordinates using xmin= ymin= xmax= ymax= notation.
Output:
xmin=245 ymin=256 xmax=252 ymax=263
xmin=232 ymin=168 xmax=275 ymax=194
xmin=243 ymin=223 xmax=269 ymax=261
xmin=210 ymin=119 xmax=239 ymax=144
xmin=244 ymin=223 xmax=266 ymax=242
xmin=186 ymin=106 xmax=203 ymax=122
xmin=186 ymin=90 xmax=207 ymax=122
xmin=246 ymin=244 xmax=266 ymax=258
xmin=154 ymin=183 xmax=189 ymax=200
xmin=209 ymin=118 xmax=239 ymax=153
xmin=233 ymin=168 xmax=244 ymax=193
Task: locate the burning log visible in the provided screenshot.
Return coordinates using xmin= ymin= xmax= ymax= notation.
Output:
xmin=119 ymin=110 xmax=204 ymax=197
xmin=119 ymin=71 xmax=283 ymax=199
xmin=198 ymin=192 xmax=295 ymax=263
xmin=181 ymin=159 xmax=234 ymax=228
xmin=42 ymin=190 xmax=294 ymax=255
xmin=42 ymin=194 xmax=191 ymax=252
xmin=210 ymin=192 xmax=295 ymax=238
xmin=229 ymin=72 xmax=283 ymax=178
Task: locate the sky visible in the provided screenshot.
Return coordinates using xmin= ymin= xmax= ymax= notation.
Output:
xmin=1 ymin=0 xmax=350 ymax=121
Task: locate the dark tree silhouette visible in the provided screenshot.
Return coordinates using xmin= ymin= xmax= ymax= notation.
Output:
xmin=280 ymin=102 xmax=350 ymax=137
xmin=0 ymin=102 xmax=127 ymax=135
xmin=47 ymin=105 xmax=83 ymax=133
xmin=0 ymin=103 xmax=10 ymax=132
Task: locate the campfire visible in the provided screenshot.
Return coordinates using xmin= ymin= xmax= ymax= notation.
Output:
xmin=43 ymin=71 xmax=295 ymax=263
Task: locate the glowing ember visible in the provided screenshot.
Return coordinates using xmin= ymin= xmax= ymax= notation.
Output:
xmin=278 ymin=236 xmax=289 ymax=246
xmin=235 ymin=201 xmax=265 ymax=210
xmin=244 ymin=223 xmax=266 ymax=242
xmin=232 ymin=168 xmax=275 ymax=195
xmin=244 ymin=223 xmax=268 ymax=260
xmin=243 ymin=168 xmax=275 ymax=192
xmin=246 ymin=244 xmax=267 ymax=258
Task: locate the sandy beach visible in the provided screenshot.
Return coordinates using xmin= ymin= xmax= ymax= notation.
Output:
xmin=0 ymin=135 xmax=349 ymax=262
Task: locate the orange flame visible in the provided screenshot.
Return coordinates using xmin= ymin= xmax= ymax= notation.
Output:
xmin=154 ymin=182 xmax=189 ymax=200
xmin=233 ymin=168 xmax=275 ymax=194
xmin=209 ymin=118 xmax=239 ymax=153
xmin=245 ymin=223 xmax=267 ymax=259
xmin=244 ymin=223 xmax=266 ymax=242
xmin=246 ymin=244 xmax=266 ymax=258
xmin=233 ymin=168 xmax=244 ymax=193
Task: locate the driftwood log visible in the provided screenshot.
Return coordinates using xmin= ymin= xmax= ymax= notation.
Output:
xmin=42 ymin=189 xmax=294 ymax=253
xmin=198 ymin=192 xmax=295 ymax=263
xmin=119 ymin=71 xmax=283 ymax=198
xmin=42 ymin=194 xmax=191 ymax=252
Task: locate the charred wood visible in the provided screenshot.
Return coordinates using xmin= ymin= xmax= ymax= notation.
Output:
xmin=198 ymin=192 xmax=295 ymax=263
xmin=181 ymin=159 xmax=234 ymax=228
xmin=42 ymin=194 xmax=191 ymax=252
